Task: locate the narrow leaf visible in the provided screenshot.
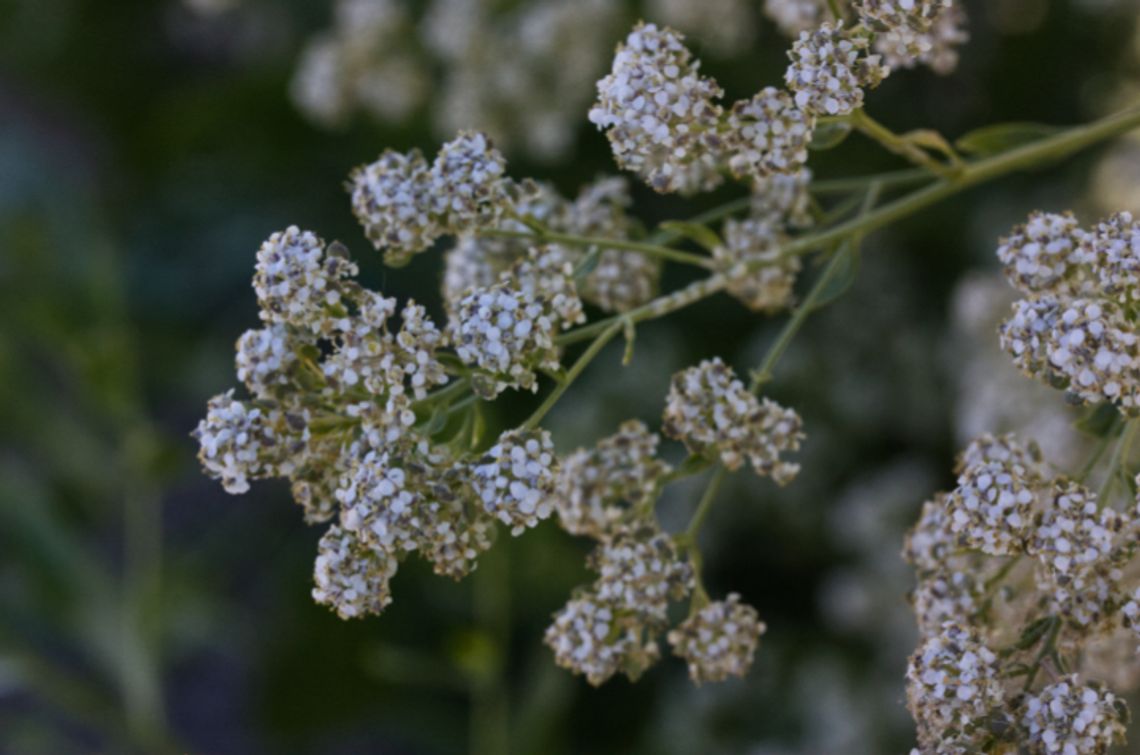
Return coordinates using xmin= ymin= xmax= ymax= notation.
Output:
xmin=955 ymin=122 xmax=1060 ymax=156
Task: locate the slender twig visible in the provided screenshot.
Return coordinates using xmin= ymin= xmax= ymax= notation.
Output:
xmin=552 ymin=103 xmax=1140 ymax=350
xmin=479 ymin=228 xmax=714 ymax=268
xmin=850 ymin=109 xmax=958 ymax=177
xmin=520 ymin=320 xmax=625 ymax=430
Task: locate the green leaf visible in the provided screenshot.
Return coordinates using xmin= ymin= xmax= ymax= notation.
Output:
xmin=658 ymin=221 xmax=722 ymax=252
xmin=955 ymin=122 xmax=1060 ymax=156
xmin=1014 ymin=616 xmax=1055 ymax=650
xmin=809 ymin=120 xmax=852 ymax=151
xmin=808 ymin=243 xmax=860 ymax=312
xmin=1073 ymin=403 xmax=1119 ymax=438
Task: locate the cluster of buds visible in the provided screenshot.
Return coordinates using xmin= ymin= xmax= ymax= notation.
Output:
xmin=349 ymin=131 xmax=527 ymax=266
xmin=764 ymin=0 xmax=968 ymax=75
xmin=588 ymin=20 xmax=880 ymax=195
xmin=662 ymin=358 xmax=804 ymax=483
xmin=194 ymin=216 xmax=587 ymax=619
xmin=545 ymin=524 xmax=693 ymax=685
xmin=904 ymin=430 xmax=1139 ymax=751
xmin=998 ymin=211 xmax=1140 ymax=414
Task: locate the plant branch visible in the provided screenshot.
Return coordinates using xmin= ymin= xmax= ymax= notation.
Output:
xmin=521 ymin=320 xmax=625 ymax=430
xmin=478 ymin=228 xmax=714 ymax=269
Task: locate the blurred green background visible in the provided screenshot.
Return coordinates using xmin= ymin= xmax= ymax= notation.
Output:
xmin=4 ymin=0 xmax=1140 ymax=752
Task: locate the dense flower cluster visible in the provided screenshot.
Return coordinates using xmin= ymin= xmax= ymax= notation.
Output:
xmin=663 ymin=358 xmax=804 ymax=483
xmin=448 ymin=271 xmax=570 ymax=400
xmin=944 ymin=433 xmax=1044 ymax=555
xmin=763 ymin=0 xmax=967 ymax=74
xmin=999 ymin=210 xmax=1140 ymax=414
xmin=349 ymin=131 xmax=525 ymax=266
xmin=588 ymin=22 xmax=726 ymax=194
xmin=906 ymin=423 xmax=1140 ymax=751
xmin=545 ymin=524 xmax=692 ymax=685
xmin=554 ymin=420 xmax=673 ymax=539
xmin=667 ymin=593 xmax=766 ymax=683
xmin=1020 ymin=678 xmax=1128 ymax=754
xmin=469 ymin=429 xmax=558 ymax=535
xmin=906 ymin=622 xmax=1008 ymax=752
xmin=725 ymin=87 xmax=816 ymax=180
xmin=195 ymin=222 xmax=586 ymax=619
xmin=785 ymin=22 xmax=889 ymax=117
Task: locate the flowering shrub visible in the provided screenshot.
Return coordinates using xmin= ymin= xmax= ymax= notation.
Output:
xmin=193 ymin=0 xmax=1140 ymax=748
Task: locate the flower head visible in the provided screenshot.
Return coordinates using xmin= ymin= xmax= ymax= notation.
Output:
xmin=785 ymin=22 xmax=889 ymax=117
xmin=667 ymin=593 xmax=766 ymax=684
xmin=663 ymin=358 xmax=804 ymax=482
xmin=589 ymin=22 xmax=725 ymax=194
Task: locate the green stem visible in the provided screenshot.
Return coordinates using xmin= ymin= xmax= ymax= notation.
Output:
xmin=685 ymin=467 xmax=728 ymax=542
xmin=850 ymin=109 xmax=957 ymax=177
xmin=555 ymin=103 xmax=1140 ymax=349
xmin=478 ymin=228 xmax=713 ymax=269
xmin=521 ymin=320 xmax=624 ymax=430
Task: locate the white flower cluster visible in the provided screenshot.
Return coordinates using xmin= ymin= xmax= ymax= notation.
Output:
xmin=253 ymin=227 xmax=358 ymax=333
xmin=870 ymin=2 xmax=968 ymax=74
xmin=713 ymin=218 xmax=802 ymax=313
xmin=349 ymin=131 xmax=519 ymax=266
xmin=764 ymin=0 xmax=968 ymax=75
xmin=1031 ymin=482 xmax=1133 ymax=630
xmin=785 ymin=22 xmax=890 ymax=117
xmin=448 ymin=273 xmax=570 ymax=400
xmin=545 ymin=524 xmax=692 ymax=685
xmin=667 ymin=593 xmax=766 ymax=684
xmin=1020 ymin=677 xmax=1128 ymax=754
xmin=945 ymin=433 xmax=1044 ymax=556
xmin=554 ymin=420 xmax=673 ymax=539
xmin=543 ymin=592 xmax=663 ymax=686
xmin=194 ymin=391 xmax=291 ymax=495
xmin=442 ymin=178 xmax=661 ymax=316
xmin=198 ymin=225 xmax=581 ymax=620
xmin=858 ymin=0 xmax=950 ymax=30
xmin=750 ymin=169 xmax=815 ymax=230
xmin=589 ymin=21 xmax=841 ymax=194
xmin=470 ymin=429 xmax=557 ymax=535
xmin=588 ymin=22 xmax=727 ymax=194
xmin=663 ymin=358 xmax=804 ymax=483
xmin=312 ymin=524 xmax=399 ymax=620
xmin=999 ymin=211 xmax=1140 ymax=414
xmin=906 ymin=428 xmax=1140 ymax=751
xmin=725 ymin=87 xmax=816 ymax=180
xmin=905 ymin=623 xmax=1007 ymax=753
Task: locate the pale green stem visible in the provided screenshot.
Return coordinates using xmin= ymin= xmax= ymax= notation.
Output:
xmin=555 ymin=103 xmax=1140 ymax=349
xmin=478 ymin=228 xmax=713 ymax=269
xmin=520 ymin=320 xmax=625 ymax=430
xmin=850 ymin=109 xmax=958 ymax=177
